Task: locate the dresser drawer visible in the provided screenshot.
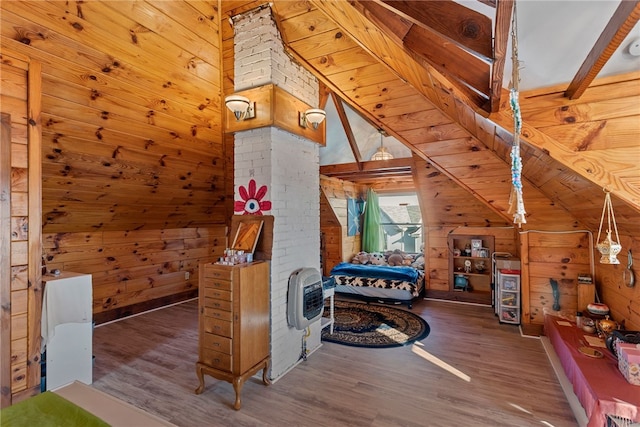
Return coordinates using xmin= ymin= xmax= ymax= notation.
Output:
xmin=203 ymin=317 xmax=232 ymax=338
xmin=203 ymin=296 xmax=232 ymax=312
xmin=200 ymin=349 xmax=232 ymax=372
xmin=203 ymin=267 xmax=233 ymax=281
xmin=202 ymin=278 xmax=232 ymax=292
xmin=203 ymin=306 xmax=232 ymax=321
xmin=202 ymin=332 xmax=232 ymax=355
xmin=203 ymin=288 xmax=232 ymax=302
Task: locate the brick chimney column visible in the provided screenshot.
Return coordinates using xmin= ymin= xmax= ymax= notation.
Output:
xmin=231 ymin=5 xmax=322 ymax=381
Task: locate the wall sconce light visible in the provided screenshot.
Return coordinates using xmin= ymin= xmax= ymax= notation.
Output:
xmin=225 ymin=94 xmax=255 ymax=121
xmin=371 ymin=129 xmax=394 ymax=161
xmin=596 ymin=188 xmax=622 ymax=264
xmin=299 ymin=108 xmax=326 ymax=130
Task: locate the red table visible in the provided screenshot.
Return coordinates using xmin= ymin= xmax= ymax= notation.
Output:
xmin=544 ymin=315 xmax=640 ymax=427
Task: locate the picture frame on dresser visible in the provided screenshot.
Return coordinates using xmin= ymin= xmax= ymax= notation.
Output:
xmin=231 ymin=218 xmax=263 ymax=254
xmin=229 ymin=215 xmax=274 ymax=261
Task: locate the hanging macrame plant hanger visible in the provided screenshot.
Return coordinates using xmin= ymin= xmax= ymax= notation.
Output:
xmin=596 ymin=188 xmax=622 ymax=264
xmin=508 ymin=2 xmax=527 ymax=227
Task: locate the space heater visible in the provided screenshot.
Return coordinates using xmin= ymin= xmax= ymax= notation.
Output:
xmin=287 ymin=268 xmax=324 ymax=330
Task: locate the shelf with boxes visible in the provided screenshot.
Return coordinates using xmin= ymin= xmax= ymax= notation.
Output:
xmin=448 ymin=234 xmax=495 ymax=304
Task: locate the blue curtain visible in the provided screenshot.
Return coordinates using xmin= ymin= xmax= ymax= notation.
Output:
xmin=362 ymin=188 xmax=384 ymax=252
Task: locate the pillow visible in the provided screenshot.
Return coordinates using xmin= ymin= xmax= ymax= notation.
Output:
xmin=387 ymin=249 xmax=409 ymax=266
xmin=369 ymin=252 xmax=385 ymax=265
xmin=387 ymin=252 xmax=404 ymax=266
xmin=411 ymin=254 xmax=425 ymax=270
xmin=352 ymin=251 xmax=370 ymax=265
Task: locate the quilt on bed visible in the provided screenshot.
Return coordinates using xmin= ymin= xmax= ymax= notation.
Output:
xmin=330 ymin=262 xmax=424 ymax=297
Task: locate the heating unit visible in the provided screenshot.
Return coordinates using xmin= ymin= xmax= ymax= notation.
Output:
xmin=287 ymin=268 xmax=324 ymax=330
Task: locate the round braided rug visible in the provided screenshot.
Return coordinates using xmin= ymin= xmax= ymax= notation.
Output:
xmin=321 ymin=300 xmax=430 ymax=348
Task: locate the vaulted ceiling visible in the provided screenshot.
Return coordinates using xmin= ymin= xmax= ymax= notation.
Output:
xmin=219 ymin=0 xmax=640 ymax=237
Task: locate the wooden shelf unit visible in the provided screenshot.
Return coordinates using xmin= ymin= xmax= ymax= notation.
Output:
xmin=448 ymin=234 xmax=495 ymax=304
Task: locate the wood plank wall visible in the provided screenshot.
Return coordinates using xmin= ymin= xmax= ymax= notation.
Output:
xmin=520 ymin=231 xmax=592 ymax=325
xmin=320 ymin=176 xmax=366 ymax=275
xmin=43 ymin=227 xmax=226 ymax=323
xmin=0 ymin=49 xmax=43 ymax=403
xmin=0 ymin=1 xmax=231 ymax=402
xmin=320 ymin=191 xmax=342 ymax=277
xmin=1 ymin=2 xmax=229 ymax=321
xmin=1 ymin=112 xmax=11 ymax=408
xmin=0 ymin=0 xmax=228 ymax=232
xmin=598 ymin=234 xmax=640 ymax=330
xmin=411 ymin=156 xmax=516 ymax=294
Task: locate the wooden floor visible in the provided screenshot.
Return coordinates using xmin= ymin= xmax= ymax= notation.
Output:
xmin=92 ymin=297 xmax=578 ymax=427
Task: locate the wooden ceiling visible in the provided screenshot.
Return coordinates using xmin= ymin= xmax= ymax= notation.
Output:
xmin=219 ymin=0 xmax=639 ymax=236
xmin=217 ymin=0 xmax=637 ymax=237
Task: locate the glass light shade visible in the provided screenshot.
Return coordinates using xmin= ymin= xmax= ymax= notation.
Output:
xmin=225 ymin=95 xmax=251 ymax=121
xmin=304 ymin=109 xmax=326 ymax=129
xmin=371 ymin=146 xmax=394 ymax=161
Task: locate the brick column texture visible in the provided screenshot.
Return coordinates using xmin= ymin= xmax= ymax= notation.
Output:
xmin=232 ymin=6 xmax=322 ymax=381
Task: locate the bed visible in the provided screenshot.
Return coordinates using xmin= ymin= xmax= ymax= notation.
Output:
xmin=329 ymin=256 xmax=425 ymax=309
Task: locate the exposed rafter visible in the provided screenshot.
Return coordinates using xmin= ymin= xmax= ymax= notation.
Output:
xmin=331 ymin=92 xmax=364 ymax=168
xmin=320 ymin=158 xmax=414 ymax=182
xmin=565 ymin=0 xmax=640 ymax=99
xmin=355 ymin=0 xmax=497 ymax=112
xmin=490 ymin=0 xmax=513 ymax=113
xmin=378 ymin=0 xmax=493 ymax=58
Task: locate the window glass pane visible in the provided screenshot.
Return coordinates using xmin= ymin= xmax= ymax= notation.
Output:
xmin=378 ymin=193 xmax=423 ymax=253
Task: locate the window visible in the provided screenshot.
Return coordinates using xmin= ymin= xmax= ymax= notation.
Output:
xmin=378 ymin=193 xmax=423 ymax=253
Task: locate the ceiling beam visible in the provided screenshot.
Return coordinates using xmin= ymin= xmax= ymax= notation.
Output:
xmin=353 ymin=0 xmax=492 ymax=111
xmin=565 ymin=0 xmax=640 ymax=100
xmin=318 ymin=81 xmax=331 ymax=109
xmin=378 ymin=0 xmax=493 ymax=59
xmin=489 ymin=0 xmax=513 ymax=113
xmin=331 ymin=92 xmax=364 ymax=167
xmin=320 ymin=158 xmax=413 ymax=181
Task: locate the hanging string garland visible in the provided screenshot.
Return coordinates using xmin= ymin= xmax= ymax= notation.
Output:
xmin=508 ymin=2 xmax=527 ymax=227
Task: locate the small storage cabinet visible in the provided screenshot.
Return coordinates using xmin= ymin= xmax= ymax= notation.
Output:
xmin=497 ymin=270 xmax=521 ymax=324
xmin=41 ymin=272 xmax=93 ymax=391
xmin=195 ymin=261 xmax=270 ymax=409
xmin=448 ymin=234 xmax=494 ymax=304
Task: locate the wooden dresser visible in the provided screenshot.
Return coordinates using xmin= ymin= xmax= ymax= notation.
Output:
xmin=195 ymin=261 xmax=270 ymax=410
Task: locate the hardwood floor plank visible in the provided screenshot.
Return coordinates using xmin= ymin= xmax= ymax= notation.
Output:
xmin=91 ymin=298 xmax=577 ymax=426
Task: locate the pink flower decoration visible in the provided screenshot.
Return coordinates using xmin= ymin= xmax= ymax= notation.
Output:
xmin=234 ymin=179 xmax=272 ymax=215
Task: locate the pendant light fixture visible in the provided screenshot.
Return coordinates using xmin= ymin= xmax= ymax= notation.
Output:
xmin=371 ymin=129 xmax=393 ymax=161
xmin=596 ymin=188 xmax=622 ymax=264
